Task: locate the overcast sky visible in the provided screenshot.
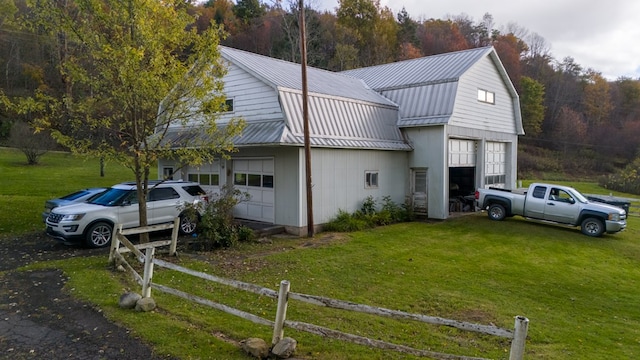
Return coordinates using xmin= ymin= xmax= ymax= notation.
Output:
xmin=312 ymin=0 xmax=640 ymax=80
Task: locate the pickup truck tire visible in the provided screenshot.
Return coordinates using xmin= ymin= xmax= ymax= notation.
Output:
xmin=85 ymin=221 xmax=113 ymax=248
xmin=488 ymin=204 xmax=507 ymax=221
xmin=581 ymin=217 xmax=604 ymax=237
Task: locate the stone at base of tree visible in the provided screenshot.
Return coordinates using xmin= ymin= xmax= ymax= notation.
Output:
xmin=272 ymin=337 xmax=297 ymax=358
xmin=135 ymin=297 xmax=156 ymax=312
xmin=116 ymin=264 xmax=126 ymax=272
xmin=119 ymin=292 xmax=142 ymax=309
xmin=240 ymin=337 xmax=269 ymax=359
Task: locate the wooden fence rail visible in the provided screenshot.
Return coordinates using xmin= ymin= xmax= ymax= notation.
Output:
xmin=109 ymin=222 xmax=529 ymax=360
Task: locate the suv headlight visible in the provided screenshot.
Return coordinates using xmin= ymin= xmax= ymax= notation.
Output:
xmin=61 ymin=213 xmax=85 ymax=221
xmin=608 ymin=213 xmax=621 ymax=221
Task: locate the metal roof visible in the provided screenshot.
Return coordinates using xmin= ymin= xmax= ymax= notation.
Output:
xmin=217 ymin=46 xmax=409 ymax=150
xmin=161 ymin=119 xmax=410 ymax=151
xmin=220 ymin=46 xmax=397 ymax=107
xmin=341 ymin=46 xmax=494 ymax=91
xmin=278 ymin=90 xmax=411 ymax=150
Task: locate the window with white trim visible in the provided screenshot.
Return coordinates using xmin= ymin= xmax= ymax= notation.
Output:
xmin=477 ymin=89 xmax=495 ymax=104
xmin=188 ymin=172 xmax=220 ymax=186
xmin=234 ymin=172 xmax=274 ymax=188
xmin=163 ymin=167 xmax=174 ymax=180
xmin=365 ymin=171 xmax=379 ymax=188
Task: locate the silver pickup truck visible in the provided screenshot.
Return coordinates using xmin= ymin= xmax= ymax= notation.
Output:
xmin=474 ymin=183 xmax=627 ymax=237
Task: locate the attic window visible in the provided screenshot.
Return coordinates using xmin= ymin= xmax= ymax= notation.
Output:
xmin=477 ymin=89 xmax=495 ymax=104
xmin=224 ymin=99 xmax=234 ymax=112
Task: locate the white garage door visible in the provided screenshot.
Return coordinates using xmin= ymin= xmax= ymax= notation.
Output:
xmin=449 ymin=139 xmax=477 ymax=167
xmin=485 ymin=142 xmax=506 ymax=188
xmin=233 ymin=158 xmax=274 ymax=223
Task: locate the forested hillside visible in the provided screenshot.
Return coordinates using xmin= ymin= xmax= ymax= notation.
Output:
xmin=1 ymin=0 xmax=640 ymax=189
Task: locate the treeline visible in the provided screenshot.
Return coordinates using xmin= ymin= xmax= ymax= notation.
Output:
xmin=2 ymin=0 xmax=640 ymax=178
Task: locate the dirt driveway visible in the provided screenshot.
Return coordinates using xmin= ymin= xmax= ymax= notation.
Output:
xmin=0 ymin=232 xmax=174 ymax=359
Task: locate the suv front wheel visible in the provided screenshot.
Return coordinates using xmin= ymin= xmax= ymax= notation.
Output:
xmin=85 ymin=221 xmax=113 ymax=248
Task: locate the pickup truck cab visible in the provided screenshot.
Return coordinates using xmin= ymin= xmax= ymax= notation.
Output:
xmin=475 ymin=183 xmax=627 ymax=237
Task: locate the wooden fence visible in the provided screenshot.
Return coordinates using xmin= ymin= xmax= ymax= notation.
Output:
xmin=109 ymin=222 xmax=529 ymax=360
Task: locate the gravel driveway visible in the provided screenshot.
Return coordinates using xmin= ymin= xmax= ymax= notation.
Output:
xmin=0 ymin=232 xmax=173 ymax=359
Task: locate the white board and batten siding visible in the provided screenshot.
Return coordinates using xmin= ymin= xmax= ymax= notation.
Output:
xmin=451 ymin=56 xmax=517 ymax=134
xmin=310 ymin=148 xmax=408 ymax=225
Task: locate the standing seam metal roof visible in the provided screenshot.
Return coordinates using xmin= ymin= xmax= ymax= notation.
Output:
xmin=220 ymin=46 xmax=397 ymax=107
xmin=341 ymin=46 xmax=494 ymax=90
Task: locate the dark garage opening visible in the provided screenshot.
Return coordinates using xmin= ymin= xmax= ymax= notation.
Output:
xmin=449 ymin=167 xmax=476 ymax=212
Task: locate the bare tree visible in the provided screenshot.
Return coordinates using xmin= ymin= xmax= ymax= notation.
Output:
xmin=7 ymin=120 xmax=58 ymax=165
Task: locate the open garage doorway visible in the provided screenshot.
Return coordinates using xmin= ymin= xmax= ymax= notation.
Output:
xmin=448 ymin=167 xmax=476 ymax=213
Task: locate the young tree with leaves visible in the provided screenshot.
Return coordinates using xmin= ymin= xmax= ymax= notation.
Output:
xmin=19 ymin=0 xmax=243 ymax=241
xmin=519 ymin=76 xmax=546 ymax=136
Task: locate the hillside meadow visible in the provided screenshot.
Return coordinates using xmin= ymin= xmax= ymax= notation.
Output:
xmin=2 ymin=148 xmax=640 ymax=359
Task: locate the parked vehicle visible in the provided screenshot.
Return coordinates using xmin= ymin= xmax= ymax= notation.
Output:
xmin=475 ymin=183 xmax=627 ymax=237
xmin=42 ymin=188 xmax=107 ymax=222
xmin=45 ymin=181 xmax=208 ymax=248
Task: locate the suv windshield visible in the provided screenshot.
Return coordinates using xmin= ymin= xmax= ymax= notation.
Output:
xmin=89 ymin=188 xmax=135 ymax=206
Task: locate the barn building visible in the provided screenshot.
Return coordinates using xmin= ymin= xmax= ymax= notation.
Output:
xmin=158 ymin=46 xmax=523 ymax=235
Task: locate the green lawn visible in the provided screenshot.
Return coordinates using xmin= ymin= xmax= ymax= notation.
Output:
xmin=0 ymin=147 xmax=131 ymax=234
xmin=3 ymin=147 xmax=640 ymax=359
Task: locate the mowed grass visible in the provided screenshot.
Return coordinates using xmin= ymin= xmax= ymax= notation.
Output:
xmin=4 ymin=147 xmax=640 ymax=359
xmin=0 ymin=147 xmax=131 ymax=234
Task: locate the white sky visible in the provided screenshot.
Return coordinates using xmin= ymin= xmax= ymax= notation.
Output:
xmin=311 ymin=0 xmax=640 ymax=80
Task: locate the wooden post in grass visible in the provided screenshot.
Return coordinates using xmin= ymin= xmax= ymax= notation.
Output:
xmin=509 ymin=315 xmax=529 ymax=360
xmin=108 ymin=224 xmax=123 ymax=264
xmin=272 ymin=280 xmax=291 ymax=345
xmin=169 ymin=217 xmax=179 ymax=256
xmin=142 ymin=247 xmax=156 ymax=298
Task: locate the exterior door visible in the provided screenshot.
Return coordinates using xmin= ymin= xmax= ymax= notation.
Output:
xmin=411 ymin=169 xmax=428 ymax=215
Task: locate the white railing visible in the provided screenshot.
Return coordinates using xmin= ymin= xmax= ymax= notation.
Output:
xmin=109 ymin=223 xmax=529 ymax=360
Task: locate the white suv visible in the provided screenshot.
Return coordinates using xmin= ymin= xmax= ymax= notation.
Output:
xmin=45 ymin=180 xmax=208 ymax=248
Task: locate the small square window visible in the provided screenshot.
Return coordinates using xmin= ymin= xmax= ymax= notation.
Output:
xmin=477 ymin=89 xmax=495 ymax=104
xmin=163 ymin=167 xmax=174 ymax=180
xmin=365 ymin=171 xmax=379 ymax=188
xmin=234 ymin=173 xmax=247 ymax=186
xmin=248 ymin=174 xmax=261 ymax=187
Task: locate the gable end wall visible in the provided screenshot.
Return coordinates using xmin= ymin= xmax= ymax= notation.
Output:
xmin=451 ymin=56 xmax=517 ymax=134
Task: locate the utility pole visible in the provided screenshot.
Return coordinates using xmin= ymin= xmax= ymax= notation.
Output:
xmin=299 ymin=0 xmax=314 ymax=237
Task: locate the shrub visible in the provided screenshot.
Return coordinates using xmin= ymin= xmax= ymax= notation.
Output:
xmin=197 ymin=185 xmax=251 ymax=249
xmin=599 ymin=158 xmax=640 ymax=195
xmin=324 ymin=196 xmax=409 ymax=232
xmin=323 ymin=209 xmax=369 ymax=232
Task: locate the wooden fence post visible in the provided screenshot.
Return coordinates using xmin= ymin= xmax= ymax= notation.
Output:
xmin=142 ymin=247 xmax=156 ymax=298
xmin=108 ymin=224 xmax=123 ymax=264
xmin=272 ymin=280 xmax=290 ymax=345
xmin=509 ymin=315 xmax=529 ymax=360
xmin=170 ymin=217 xmax=179 ymax=256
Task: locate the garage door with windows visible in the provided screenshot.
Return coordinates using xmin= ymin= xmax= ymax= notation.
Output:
xmin=233 ymin=158 xmax=274 ymax=223
xmin=485 ymin=142 xmax=506 ymax=188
